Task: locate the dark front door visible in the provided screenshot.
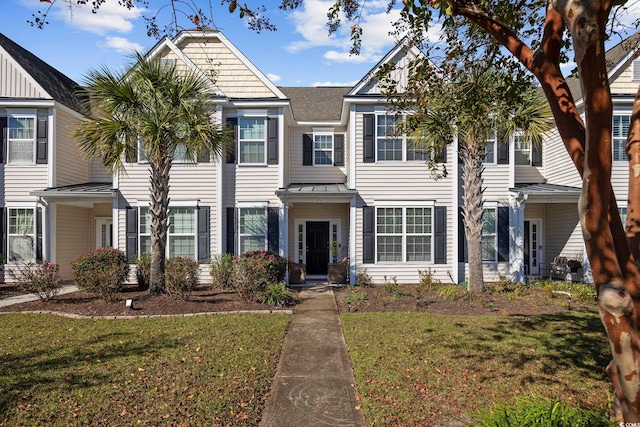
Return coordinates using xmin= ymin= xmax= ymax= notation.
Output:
xmin=306 ymin=221 xmax=329 ymax=275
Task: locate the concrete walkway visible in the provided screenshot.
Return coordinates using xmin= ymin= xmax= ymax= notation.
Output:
xmin=259 ymin=285 xmax=367 ymax=427
xmin=0 ymin=285 xmax=78 ymax=307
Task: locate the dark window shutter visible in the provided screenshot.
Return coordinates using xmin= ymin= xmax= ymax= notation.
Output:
xmin=334 ymin=134 xmax=344 ymax=166
xmin=497 ymin=136 xmax=509 ymax=164
xmin=458 ymin=208 xmax=468 ymax=263
xmin=36 ymin=112 xmax=48 ymax=164
xmin=497 ymin=206 xmax=509 ymax=262
xmin=197 ymin=206 xmax=210 ymax=263
xmin=126 ymin=207 xmax=138 ymax=263
xmin=226 ymin=118 xmax=237 ymax=164
xmin=267 ymin=117 xmax=278 ymax=164
xmin=303 ymin=134 xmax=313 ymax=166
xmin=434 ymin=206 xmax=446 ymax=264
xmin=226 ymin=207 xmax=236 ymax=255
xmin=0 ymin=208 xmax=5 ymax=264
xmin=363 ymin=114 xmax=375 ymax=163
xmin=35 ymin=207 xmax=43 ymax=261
xmin=197 ymin=147 xmax=210 ymax=163
xmin=531 ymin=144 xmax=542 ymax=166
xmin=268 ymin=207 xmax=279 ymax=252
xmin=363 ymin=206 xmax=375 ymax=263
xmin=0 ymin=117 xmax=6 ymax=164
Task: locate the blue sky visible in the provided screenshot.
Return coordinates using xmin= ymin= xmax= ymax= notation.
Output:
xmin=1 ymin=1 xmax=638 ymax=88
xmin=2 ymin=0 xmax=409 ymax=87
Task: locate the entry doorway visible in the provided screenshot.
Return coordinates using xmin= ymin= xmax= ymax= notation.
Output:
xmin=96 ymin=218 xmax=113 ymax=249
xmin=306 ymin=221 xmax=329 ymax=275
xmin=524 ymin=219 xmax=542 ymax=276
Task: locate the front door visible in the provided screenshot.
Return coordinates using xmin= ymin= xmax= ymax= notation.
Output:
xmin=524 ymin=219 xmax=541 ymax=276
xmin=306 ymin=221 xmax=329 ymax=275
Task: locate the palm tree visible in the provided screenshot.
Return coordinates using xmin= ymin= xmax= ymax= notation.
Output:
xmin=406 ymin=65 xmax=551 ymax=293
xmin=74 ymin=52 xmax=227 ymax=295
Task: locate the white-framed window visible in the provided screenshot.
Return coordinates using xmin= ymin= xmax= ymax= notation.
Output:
xmin=239 ymin=117 xmax=267 ymax=164
xmin=239 ymin=207 xmax=267 ymax=253
xmin=376 ymin=114 xmax=428 ymax=162
xmin=96 ymin=218 xmax=113 ymax=249
xmin=514 ymin=134 xmax=532 ymax=165
xmin=8 ymin=208 xmax=35 ymax=262
xmin=139 ymin=207 xmax=196 ymax=259
xmin=481 ymin=208 xmax=498 ymax=262
xmin=484 ymin=130 xmax=497 ymax=164
xmin=613 ymin=114 xmax=630 ymax=162
xmin=7 ymin=113 xmax=36 ymax=164
xmin=313 ymin=133 xmax=333 ymax=165
xmin=376 ymin=206 xmax=432 ymax=262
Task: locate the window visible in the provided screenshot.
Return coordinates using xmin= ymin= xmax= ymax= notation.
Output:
xmin=514 ymin=135 xmax=531 ymax=165
xmin=239 ymin=118 xmax=266 ymax=164
xmin=613 ymin=114 xmax=630 ymax=161
xmin=484 ymin=130 xmax=497 ymax=164
xmin=8 ymin=115 xmax=36 ymax=164
xmin=239 ymin=207 xmax=267 ymax=252
xmin=8 ymin=208 xmax=35 ymax=262
xmin=376 ymin=115 xmax=403 ymax=161
xmin=620 ymin=206 xmax=628 ymax=226
xmin=139 ymin=207 xmax=196 ymax=259
xmin=481 ymin=208 xmax=498 ymax=262
xmin=376 ymin=207 xmax=432 ymax=262
xmin=314 ymin=134 xmax=333 ymax=165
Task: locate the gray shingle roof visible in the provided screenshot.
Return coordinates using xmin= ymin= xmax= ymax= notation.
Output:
xmin=0 ymin=33 xmax=86 ymax=114
xmin=279 ymin=86 xmax=351 ymax=121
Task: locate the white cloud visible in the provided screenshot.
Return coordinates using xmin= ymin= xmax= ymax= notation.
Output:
xmin=285 ymin=0 xmax=402 ymax=65
xmin=313 ymin=80 xmax=358 ymax=87
xmin=102 ymin=36 xmax=143 ymax=54
xmin=50 ymin=0 xmax=143 ymax=35
xmin=267 ymin=73 xmax=281 ymax=82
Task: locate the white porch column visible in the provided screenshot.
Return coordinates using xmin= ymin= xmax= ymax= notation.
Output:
xmin=509 ymin=193 xmax=527 ymax=283
xmin=280 ymin=202 xmax=288 ymax=259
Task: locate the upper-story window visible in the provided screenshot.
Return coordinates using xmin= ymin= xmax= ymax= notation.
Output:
xmin=483 ymin=130 xmax=497 ymax=164
xmin=613 ymin=114 xmax=630 ymax=162
xmin=8 ymin=114 xmax=36 ymax=164
xmin=514 ymin=135 xmax=531 ymax=165
xmin=239 ymin=118 xmax=267 ymax=165
xmin=364 ymin=113 xmax=435 ymax=163
xmin=376 ymin=115 xmax=403 ymax=161
xmin=314 ymin=133 xmax=333 ymax=165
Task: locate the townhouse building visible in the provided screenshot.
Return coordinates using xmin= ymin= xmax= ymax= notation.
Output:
xmin=1 ymin=29 xmax=638 ymax=285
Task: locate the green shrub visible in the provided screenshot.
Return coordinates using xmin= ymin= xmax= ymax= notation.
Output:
xmin=468 ymin=397 xmax=613 ymax=427
xmin=164 ymin=257 xmax=200 ymax=300
xmin=210 ymin=253 xmax=235 ymax=289
xmin=417 ymin=268 xmax=440 ymax=293
xmin=14 ymin=262 xmax=64 ymax=302
xmin=71 ymin=248 xmax=129 ymax=302
xmin=134 ymin=253 xmax=151 ymax=291
xmin=383 ymin=276 xmax=399 ymax=293
xmin=344 ymin=287 xmax=366 ymax=309
xmin=356 ymin=269 xmax=373 ymax=287
xmin=262 ymin=283 xmax=294 ymax=307
xmin=232 ymin=256 xmax=264 ymax=302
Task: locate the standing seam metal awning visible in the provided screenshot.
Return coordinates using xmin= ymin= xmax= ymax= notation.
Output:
xmin=30 ymin=182 xmax=118 ymax=199
xmin=275 ymin=183 xmax=357 ymax=201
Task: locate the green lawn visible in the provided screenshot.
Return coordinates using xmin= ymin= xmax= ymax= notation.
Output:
xmin=342 ymin=311 xmax=613 ymax=426
xmin=0 ymin=313 xmax=290 ymax=426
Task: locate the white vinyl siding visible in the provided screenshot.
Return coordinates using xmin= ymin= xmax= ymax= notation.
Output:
xmin=633 ymin=60 xmax=640 ymax=81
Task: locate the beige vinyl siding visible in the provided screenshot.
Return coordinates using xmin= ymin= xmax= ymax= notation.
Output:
xmin=0 ymin=51 xmax=46 ymax=98
xmin=542 ymin=128 xmax=582 ymax=186
xmin=515 ymin=165 xmax=545 ymax=184
xmin=56 ymin=204 xmax=91 ymax=279
xmin=4 ymin=165 xmax=48 ymax=201
xmin=173 ymin=38 xmax=276 ymax=98
xmin=610 ymin=58 xmax=640 ymax=94
xmin=478 ymin=165 xmax=510 ymax=200
xmin=612 ymin=162 xmax=629 ymax=201
xmin=543 ymin=202 xmax=583 ymax=267
xmin=232 ymin=165 xmax=280 ymax=203
xmin=288 ymin=127 xmax=347 ymax=184
xmin=286 ymin=203 xmax=349 ymax=262
xmin=117 ymin=162 xmax=219 ymax=260
xmin=90 ymin=158 xmax=112 ymax=182
xmin=55 ymin=109 xmax=90 ymax=186
xmin=356 ymin=49 xmax=419 ymax=95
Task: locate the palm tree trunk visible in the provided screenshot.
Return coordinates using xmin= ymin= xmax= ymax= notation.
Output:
xmin=148 ymin=155 xmax=171 ymax=295
xmin=461 ymin=142 xmax=485 ymax=293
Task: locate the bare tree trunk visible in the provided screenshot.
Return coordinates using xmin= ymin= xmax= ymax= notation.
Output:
xmin=148 ymin=154 xmax=171 ymax=295
xmin=461 ymin=143 xmax=485 ymax=293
